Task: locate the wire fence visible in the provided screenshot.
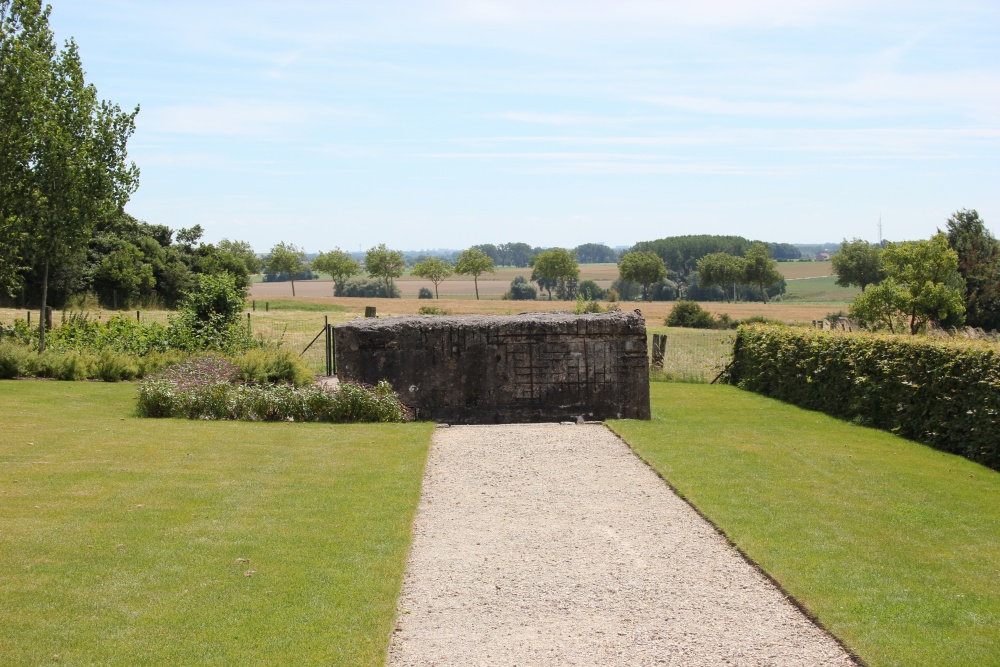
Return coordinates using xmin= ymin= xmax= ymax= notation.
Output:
xmin=648 ymin=329 xmax=736 ymax=383
xmin=1 ymin=308 xmax=736 ymax=381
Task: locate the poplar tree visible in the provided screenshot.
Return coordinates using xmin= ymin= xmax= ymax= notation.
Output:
xmin=1 ymin=0 xmax=139 ymax=351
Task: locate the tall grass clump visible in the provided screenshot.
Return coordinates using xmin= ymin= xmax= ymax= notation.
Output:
xmin=230 ymin=348 xmax=314 ymax=387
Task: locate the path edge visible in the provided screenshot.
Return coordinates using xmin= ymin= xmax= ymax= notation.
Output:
xmin=603 ymin=422 xmax=869 ymax=667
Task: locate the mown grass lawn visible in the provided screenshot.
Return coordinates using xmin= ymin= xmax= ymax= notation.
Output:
xmin=0 ymin=380 xmax=433 ymax=666
xmin=610 ymin=384 xmax=1000 ymax=667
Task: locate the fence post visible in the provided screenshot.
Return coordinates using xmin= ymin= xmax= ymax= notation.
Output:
xmin=252 ymin=300 xmax=256 ymax=312
xmin=266 ymin=301 xmax=269 ymax=312
xmin=324 ymin=316 xmax=331 ymax=377
xmin=365 ymin=306 xmax=376 ymax=318
xmin=136 ymin=310 xmax=140 ymax=323
xmin=247 ymin=312 xmax=251 ymax=333
xmin=45 ymin=306 xmax=52 ymax=331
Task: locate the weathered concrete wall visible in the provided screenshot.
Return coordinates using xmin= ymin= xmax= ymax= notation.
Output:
xmin=335 ymin=310 xmax=650 ymax=424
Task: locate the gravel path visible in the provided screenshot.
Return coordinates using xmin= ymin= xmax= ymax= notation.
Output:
xmin=387 ymin=423 xmax=855 ymax=666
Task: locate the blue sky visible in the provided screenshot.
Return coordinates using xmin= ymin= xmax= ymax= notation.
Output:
xmin=49 ymin=0 xmax=1000 ymax=253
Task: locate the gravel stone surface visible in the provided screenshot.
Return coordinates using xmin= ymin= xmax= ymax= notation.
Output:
xmin=387 ymin=423 xmax=855 ymax=666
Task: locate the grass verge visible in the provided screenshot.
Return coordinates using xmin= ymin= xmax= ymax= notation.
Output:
xmin=609 ymin=383 xmax=1000 ymax=667
xmin=0 ymin=381 xmax=433 ymax=666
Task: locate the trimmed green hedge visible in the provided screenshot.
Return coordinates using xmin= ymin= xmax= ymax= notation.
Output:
xmin=724 ymin=325 xmax=1000 ymax=469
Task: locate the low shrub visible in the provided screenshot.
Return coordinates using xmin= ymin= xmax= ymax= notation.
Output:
xmin=417 ymin=306 xmax=450 ymax=316
xmin=508 ymin=276 xmax=537 ymax=301
xmin=724 ymin=324 xmax=1000 ymax=469
xmin=93 ymin=349 xmax=140 ymax=382
xmin=666 ymin=301 xmax=716 ymax=329
xmin=230 ymin=348 xmax=314 ymax=387
xmin=136 ymin=357 xmax=410 ymax=423
xmin=417 ymin=287 xmax=434 ymax=299
xmin=340 ymin=278 xmax=401 ymax=298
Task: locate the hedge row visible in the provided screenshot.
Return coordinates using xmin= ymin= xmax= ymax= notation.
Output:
xmin=724 ymin=325 xmax=1000 ymax=470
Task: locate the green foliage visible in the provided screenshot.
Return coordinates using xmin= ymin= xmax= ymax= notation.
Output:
xmin=137 ymin=358 xmax=410 ymax=423
xmin=576 ymin=279 xmax=604 ymax=301
xmin=573 ymin=242 xmax=618 ymax=263
xmin=850 ymin=232 xmax=965 ymax=334
xmin=831 ymin=238 xmax=884 ymax=293
xmin=264 ymin=242 xmax=307 ymax=295
xmin=230 ymin=348 xmax=314 ymax=387
xmin=665 ymin=301 xmax=717 ymax=329
xmin=725 ymin=324 xmax=1000 ymax=469
xmin=167 ymin=272 xmax=255 ymax=352
xmin=217 ymin=238 xmax=261 ymax=274
xmin=530 ymin=248 xmax=578 ymax=300
xmin=618 ymin=251 xmax=667 ymax=301
xmin=417 ymin=287 xmax=433 ymax=299
xmin=741 ymin=242 xmax=783 ymax=303
xmin=507 ymin=275 xmax=537 ymax=300
xmin=364 ymin=243 xmax=405 ymax=297
xmin=1 ymin=0 xmax=140 ymax=350
xmin=340 ymin=277 xmax=401 ymax=298
xmin=696 ymin=252 xmax=744 ymax=302
xmin=454 ymin=248 xmax=496 ymax=300
xmin=417 ymin=305 xmax=450 ymax=315
xmin=411 ymin=256 xmax=454 ymax=298
xmin=610 ymin=277 xmax=640 ymax=301
xmin=573 ymin=296 xmax=603 ymax=314
xmin=311 ymin=247 xmax=360 ymax=296
xmin=945 ymin=208 xmax=1000 ymax=331
xmin=631 ymin=235 xmax=751 ymax=274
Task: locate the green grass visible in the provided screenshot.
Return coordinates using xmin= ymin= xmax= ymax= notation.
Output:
xmin=0 ymin=381 xmax=433 ymax=666
xmin=609 ymin=384 xmax=1000 ymax=667
xmin=250 ymin=299 xmax=348 ymax=312
xmin=646 ymin=326 xmax=735 ymax=383
xmin=782 ymin=275 xmax=858 ymax=302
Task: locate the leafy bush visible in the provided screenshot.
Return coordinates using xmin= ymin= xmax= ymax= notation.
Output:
xmin=648 ymin=279 xmax=679 ymax=301
xmin=93 ymin=349 xmax=139 ymax=382
xmin=340 ymin=278 xmax=401 ymax=298
xmin=136 ymin=357 xmax=409 ymax=423
xmin=610 ymin=278 xmax=640 ymax=301
xmin=573 ymin=296 xmax=603 ymax=314
xmin=231 ymin=348 xmax=314 ymax=387
xmin=167 ymin=273 xmax=257 ymax=352
xmin=666 ymin=301 xmax=717 ymax=329
xmin=724 ymin=324 xmax=1000 ymax=469
xmin=417 ymin=306 xmax=450 ymax=316
xmin=508 ymin=275 xmax=537 ymax=301
xmin=576 ymin=279 xmax=604 ymax=301
xmin=417 ymin=287 xmax=434 ymax=299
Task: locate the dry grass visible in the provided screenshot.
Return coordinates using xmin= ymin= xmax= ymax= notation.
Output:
xmin=778 ymin=260 xmax=833 ymax=279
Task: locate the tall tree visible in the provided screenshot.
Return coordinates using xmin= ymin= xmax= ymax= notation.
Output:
xmin=2 ymin=0 xmax=140 ymax=350
xmin=312 ymin=247 xmax=360 ymax=296
xmin=364 ymin=243 xmax=404 ymax=297
xmin=850 ymin=232 xmax=965 ymax=334
xmin=574 ymin=243 xmax=618 ymax=264
xmin=945 ymin=209 xmax=1000 ymax=330
xmin=265 ymin=242 xmax=306 ymax=296
xmin=831 ymin=238 xmax=884 ymax=293
xmin=618 ymin=251 xmax=666 ymax=301
xmin=696 ymin=252 xmax=745 ymax=302
xmin=454 ymin=248 xmax=495 ymax=300
xmin=530 ymin=248 xmax=579 ymax=300
xmin=741 ymin=243 xmax=783 ymax=304
xmin=411 ymin=257 xmax=453 ymax=299
xmin=217 ymin=238 xmax=261 ymax=275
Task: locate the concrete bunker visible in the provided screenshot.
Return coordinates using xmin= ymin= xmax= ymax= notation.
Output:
xmin=335 ymin=310 xmax=650 ymax=424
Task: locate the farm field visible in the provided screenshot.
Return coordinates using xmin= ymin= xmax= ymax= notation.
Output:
xmin=252 ymin=261 xmax=833 ymax=300
xmin=0 ymin=381 xmax=433 ymax=666
xmin=611 ymin=384 xmax=1000 ymax=667
xmin=783 ymin=274 xmax=858 ymax=302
